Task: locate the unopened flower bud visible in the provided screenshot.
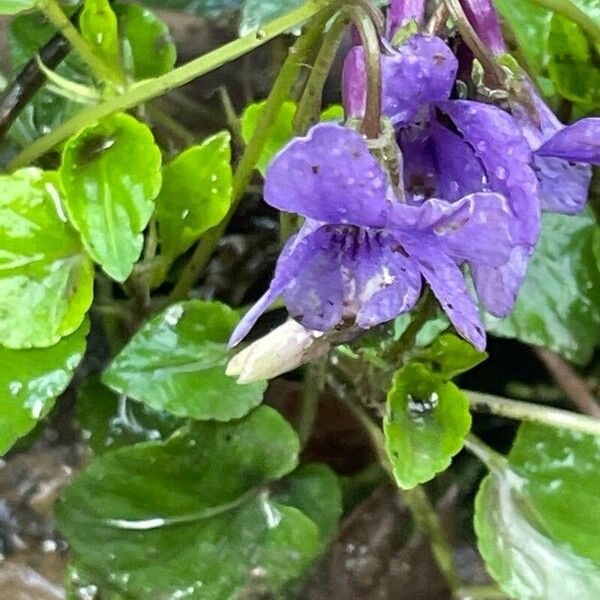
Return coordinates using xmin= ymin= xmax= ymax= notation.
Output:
xmin=226 ymin=320 xmax=330 ymax=383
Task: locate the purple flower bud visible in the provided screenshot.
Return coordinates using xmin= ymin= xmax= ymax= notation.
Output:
xmin=387 ymin=0 xmax=426 ymax=38
xmin=460 ymin=0 xmax=507 ymax=55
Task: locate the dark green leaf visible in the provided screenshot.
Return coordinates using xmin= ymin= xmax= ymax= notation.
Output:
xmin=60 ymin=113 xmax=162 ymax=282
xmin=383 ymin=363 xmax=471 ymax=489
xmin=0 ymin=319 xmax=88 ymax=455
xmin=102 ymin=300 xmax=267 ymax=420
xmin=274 ymin=463 xmax=343 ymax=545
xmin=485 ymin=211 xmax=600 ymax=364
xmin=156 ymin=132 xmax=232 ymax=261
xmin=115 ymin=3 xmax=177 ymax=80
xmin=475 ymin=424 xmax=600 ymax=599
xmin=416 ymin=333 xmax=487 ymax=380
xmin=241 ymin=101 xmax=344 ymax=176
xmin=57 ymin=406 xmax=322 ymax=599
xmin=0 ymin=168 xmax=94 ymax=348
xmin=548 ymin=14 xmax=600 ymax=105
xmin=77 ymin=378 xmax=182 ymax=455
xmin=0 ymin=0 xmax=35 ymax=14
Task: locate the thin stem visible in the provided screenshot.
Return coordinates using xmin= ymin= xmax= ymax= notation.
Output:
xmin=168 ymin=1 xmax=344 ymax=302
xmin=533 ymin=347 xmax=600 ymax=418
xmin=282 ymin=11 xmax=350 ymax=243
xmin=346 ymin=5 xmax=382 ymax=139
xmin=37 ymin=0 xmax=118 ymax=85
xmin=426 ymin=2 xmax=450 ymax=36
xmin=529 ymin=0 xmax=600 ymax=45
xmin=467 ymin=390 xmax=600 ymax=437
xmin=293 ymin=13 xmax=349 ymax=132
xmin=443 ymin=0 xmax=504 ymax=88
xmin=385 ymin=290 xmax=437 ymax=363
xmin=298 ymin=361 xmax=326 ymax=447
xmin=335 ymin=391 xmax=462 ymax=597
xmin=463 ymin=433 xmax=507 ymax=473
xmin=9 ymin=0 xmax=335 ymax=170
xmin=217 ymin=86 xmax=244 ymax=150
xmin=402 ymin=486 xmax=462 ymax=593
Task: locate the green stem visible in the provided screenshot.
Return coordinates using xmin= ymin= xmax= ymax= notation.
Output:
xmin=385 ymin=290 xmax=438 ymax=363
xmin=8 ymin=0 xmax=335 ymax=171
xmin=336 ymin=393 xmax=462 ymax=597
xmin=168 ymin=0 xmax=345 ymax=303
xmin=346 ymin=5 xmax=382 ymax=138
xmin=444 ymin=0 xmax=504 ymax=87
xmin=280 ymin=11 xmax=350 ymax=243
xmin=298 ymin=360 xmax=326 ymax=447
xmin=529 ymin=0 xmax=600 ymax=45
xmin=467 ymin=390 xmax=600 ymax=437
xmin=402 ymin=486 xmax=462 ymax=593
xmin=463 ymin=433 xmax=507 ymax=473
xmin=37 ymin=0 xmax=118 ymax=85
xmin=293 ymin=12 xmax=350 ymax=131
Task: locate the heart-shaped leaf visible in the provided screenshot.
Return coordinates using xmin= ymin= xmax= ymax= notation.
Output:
xmin=102 ymin=300 xmax=267 ymax=420
xmin=0 ymin=168 xmax=94 ymax=348
xmin=60 ymin=113 xmax=162 ymax=282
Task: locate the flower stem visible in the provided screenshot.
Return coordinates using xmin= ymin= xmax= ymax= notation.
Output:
xmin=463 ymin=433 xmax=507 ymax=473
xmin=346 ymin=5 xmax=382 ymax=139
xmin=279 ymin=11 xmax=351 ymax=244
xmin=8 ymin=0 xmax=334 ymax=171
xmin=168 ymin=1 xmax=345 ymax=302
xmin=293 ymin=12 xmax=350 ymax=132
xmin=443 ymin=0 xmax=504 ymax=87
xmin=37 ymin=0 xmax=119 ymax=85
xmin=385 ymin=290 xmax=438 ymax=363
xmin=529 ymin=0 xmax=600 ymax=45
xmin=467 ymin=390 xmax=600 ymax=437
xmin=335 ymin=391 xmax=462 ymax=597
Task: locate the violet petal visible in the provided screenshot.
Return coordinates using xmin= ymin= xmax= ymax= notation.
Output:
xmin=264 ymin=123 xmax=393 ymax=228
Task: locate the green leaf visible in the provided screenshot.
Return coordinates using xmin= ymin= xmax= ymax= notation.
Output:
xmin=0 ymin=319 xmax=88 ymax=455
xmin=156 ymin=132 xmax=232 ymax=261
xmin=239 ymin=0 xmax=302 ymax=35
xmin=60 ymin=113 xmax=162 ymax=282
xmin=548 ymin=14 xmax=600 ymax=105
xmin=0 ymin=168 xmax=94 ymax=349
xmin=493 ymin=0 xmax=553 ymax=75
xmin=77 ymin=378 xmax=182 ymax=455
xmin=80 ymin=0 xmax=121 ymax=66
xmin=485 ymin=211 xmax=600 ymax=364
xmin=0 ymin=0 xmax=35 ymax=15
xmin=114 ymin=3 xmax=177 ymax=80
xmin=416 ymin=333 xmax=487 ymax=379
xmin=241 ymin=101 xmax=296 ymax=176
xmin=139 ymin=0 xmax=241 ymax=18
xmin=508 ymin=424 xmax=600 ymax=567
xmin=383 ymin=363 xmax=471 ymax=489
xmin=474 ymin=424 xmax=600 ymax=599
xmin=57 ymin=406 xmax=322 ymax=599
xmin=274 ymin=463 xmax=343 ymax=545
xmin=102 ymin=300 xmax=267 ymax=420
xmin=241 ymin=101 xmax=344 ymax=176
xmin=8 ymin=12 xmax=92 ymax=146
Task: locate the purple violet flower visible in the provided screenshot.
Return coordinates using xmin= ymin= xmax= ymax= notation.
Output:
xmin=342 ymin=30 xmax=540 ymax=317
xmin=461 ymin=0 xmax=600 ymax=214
xmin=229 ymin=123 xmax=517 ymax=351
